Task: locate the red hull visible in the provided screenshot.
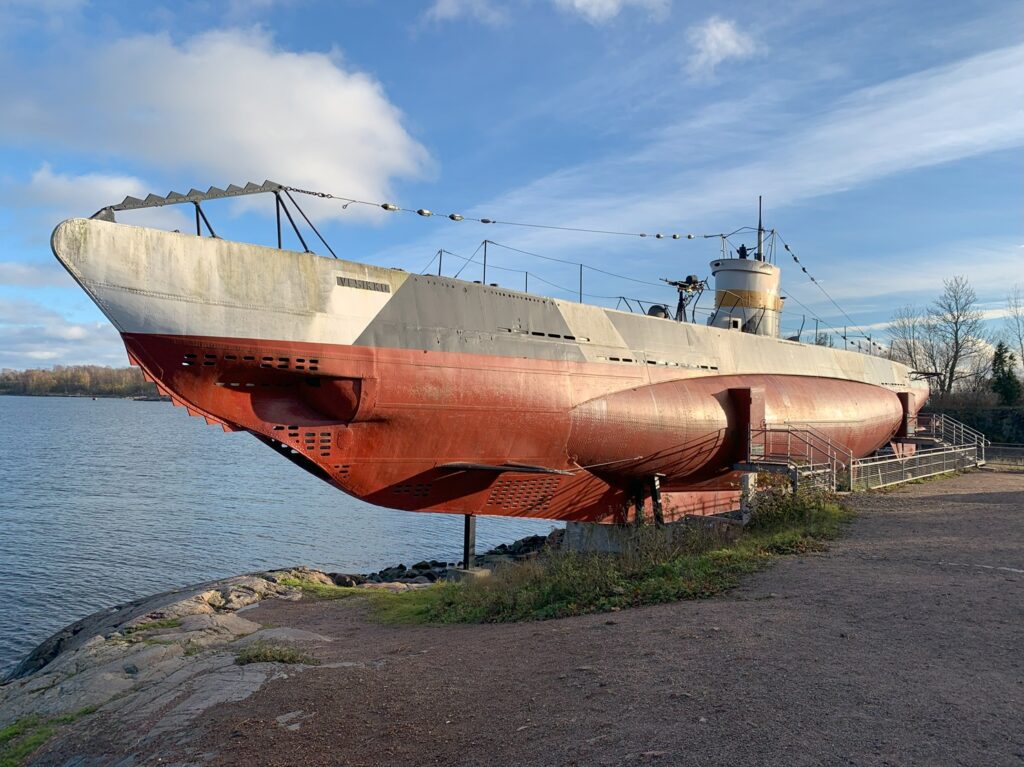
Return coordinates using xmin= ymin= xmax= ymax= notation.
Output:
xmin=123 ymin=332 xmax=904 ymax=522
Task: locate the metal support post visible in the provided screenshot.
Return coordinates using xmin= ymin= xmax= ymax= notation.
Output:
xmin=649 ymin=475 xmax=665 ymax=526
xmin=632 ymin=482 xmax=645 ymax=526
xmin=192 ymin=202 xmax=216 ymax=238
xmin=739 ymin=472 xmax=756 ymax=524
xmin=462 ymin=514 xmax=476 ymax=571
xmin=275 ymin=193 xmax=283 ymax=248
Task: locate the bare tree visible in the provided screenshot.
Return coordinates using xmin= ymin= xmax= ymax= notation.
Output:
xmin=1005 ymin=285 xmax=1024 ymax=371
xmin=886 ymin=276 xmax=987 ymax=395
xmin=888 ymin=305 xmax=925 ymax=370
xmin=927 ymin=276 xmax=987 ymax=395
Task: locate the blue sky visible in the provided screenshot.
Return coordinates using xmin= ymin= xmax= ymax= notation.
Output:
xmin=0 ymin=0 xmax=1021 ymax=368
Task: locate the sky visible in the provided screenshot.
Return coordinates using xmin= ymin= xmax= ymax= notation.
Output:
xmin=0 ymin=0 xmax=1021 ymax=368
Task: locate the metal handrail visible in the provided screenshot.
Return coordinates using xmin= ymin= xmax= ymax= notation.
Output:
xmin=779 ymin=421 xmax=855 ymax=464
xmin=912 ymin=412 xmax=988 ymax=464
xmin=748 ymin=424 xmax=855 ymax=490
xmin=914 ymin=413 xmax=989 ymax=445
xmin=850 ymin=444 xmax=980 ymax=490
xmin=854 ymin=443 xmax=971 ymax=466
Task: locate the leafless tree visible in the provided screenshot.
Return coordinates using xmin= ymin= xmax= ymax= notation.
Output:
xmin=1005 ymin=285 xmax=1024 ymax=371
xmin=887 ymin=276 xmax=987 ymax=395
xmin=887 ymin=305 xmax=925 ymax=370
xmin=928 ymin=276 xmax=987 ymax=394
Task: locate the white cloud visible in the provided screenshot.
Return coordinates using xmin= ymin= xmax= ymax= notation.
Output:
xmin=368 ymin=42 xmax=1024 ymax=322
xmin=2 ymin=164 xmax=191 ymax=235
xmin=423 ymin=0 xmax=668 ymax=25
xmin=424 ymin=0 xmax=508 ymax=25
xmin=0 ymin=29 xmax=431 ymax=221
xmin=16 ymin=164 xmax=154 ymax=216
xmin=552 ymin=0 xmax=669 ymax=24
xmin=463 ymin=43 xmax=1024 ymax=251
xmin=685 ymin=16 xmax=755 ymax=78
xmin=0 ymin=260 xmax=70 ymax=288
xmin=0 ymin=0 xmax=85 ymax=34
xmin=0 ymin=298 xmax=126 ymax=369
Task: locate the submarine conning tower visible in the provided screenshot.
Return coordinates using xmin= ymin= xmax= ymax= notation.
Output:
xmin=708 ymin=255 xmax=784 ymax=337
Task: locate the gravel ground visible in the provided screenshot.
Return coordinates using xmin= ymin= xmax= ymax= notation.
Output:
xmin=35 ymin=470 xmax=1024 ymax=766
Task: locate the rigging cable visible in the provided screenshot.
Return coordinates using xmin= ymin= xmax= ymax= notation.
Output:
xmin=429 ymin=247 xmax=663 ymax=305
xmin=284 ymin=186 xmax=697 ymax=241
xmin=485 ymin=240 xmax=668 ymax=289
xmin=775 ymin=232 xmax=871 ymax=343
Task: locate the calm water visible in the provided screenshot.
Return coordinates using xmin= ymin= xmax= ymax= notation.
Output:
xmin=0 ymin=396 xmax=554 ymax=673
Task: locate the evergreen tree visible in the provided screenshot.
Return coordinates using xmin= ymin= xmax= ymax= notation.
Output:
xmin=990 ymin=341 xmax=1022 ymax=406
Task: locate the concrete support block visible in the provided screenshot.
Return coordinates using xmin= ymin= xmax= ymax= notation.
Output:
xmin=564 ymin=522 xmax=639 ymax=554
xmin=444 ymin=567 xmax=492 ymax=582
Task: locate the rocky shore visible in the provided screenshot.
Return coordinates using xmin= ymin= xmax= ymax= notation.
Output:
xmin=1 ymin=473 xmax=1022 ymax=766
xmin=332 ymin=531 xmax=559 ymax=586
xmin=0 ymin=531 xmax=561 ymax=731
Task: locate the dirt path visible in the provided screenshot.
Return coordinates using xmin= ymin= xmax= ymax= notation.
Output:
xmin=37 ymin=471 xmax=1024 ymax=766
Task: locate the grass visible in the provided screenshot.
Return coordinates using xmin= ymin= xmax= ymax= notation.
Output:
xmin=122 ymin=618 xmax=182 ymax=635
xmin=276 ymin=576 xmax=444 ymax=624
xmin=284 ymin=482 xmax=851 ymax=626
xmin=0 ymin=708 xmax=96 ymax=767
xmin=276 ymin=578 xmax=360 ymax=600
xmin=234 ymin=641 xmax=319 ymax=666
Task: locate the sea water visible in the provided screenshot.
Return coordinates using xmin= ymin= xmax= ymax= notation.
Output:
xmin=0 ymin=396 xmax=554 ymax=673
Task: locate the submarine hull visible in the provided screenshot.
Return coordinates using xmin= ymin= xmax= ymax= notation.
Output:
xmin=52 ymin=218 xmax=929 ymax=522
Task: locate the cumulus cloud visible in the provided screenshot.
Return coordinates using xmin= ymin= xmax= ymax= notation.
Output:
xmin=0 ymin=298 xmax=126 ymax=369
xmin=2 ymin=164 xmax=191 ymax=236
xmin=0 ymin=29 xmax=430 ymax=220
xmin=685 ymin=16 xmax=755 ymax=77
xmin=424 ymin=0 xmax=508 ymax=25
xmin=553 ymin=0 xmax=669 ymax=23
xmin=14 ymin=164 xmax=147 ymax=212
xmin=0 ymin=260 xmax=71 ymax=288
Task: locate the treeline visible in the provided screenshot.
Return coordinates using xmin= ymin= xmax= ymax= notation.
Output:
xmin=889 ymin=276 xmax=1024 ymax=405
xmin=0 ymin=366 xmax=159 ymax=397
xmin=887 ymin=276 xmax=1024 ymax=442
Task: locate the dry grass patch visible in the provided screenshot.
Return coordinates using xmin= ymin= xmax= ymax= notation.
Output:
xmin=234 ymin=641 xmax=318 ymax=666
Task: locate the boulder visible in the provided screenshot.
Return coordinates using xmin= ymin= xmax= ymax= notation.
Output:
xmin=328 ymin=573 xmax=365 ymax=587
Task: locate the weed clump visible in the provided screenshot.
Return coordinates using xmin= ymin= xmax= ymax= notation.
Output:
xmin=288 ymin=483 xmax=851 ymax=627
xmin=234 ymin=641 xmax=318 ymax=666
xmin=0 ymin=707 xmax=95 ymax=767
xmin=421 ymin=485 xmax=850 ymax=624
xmin=276 ymin=578 xmax=358 ymax=600
xmin=122 ymin=618 xmax=182 ymax=635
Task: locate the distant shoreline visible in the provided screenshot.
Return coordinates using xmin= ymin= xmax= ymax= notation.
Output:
xmin=0 ymin=393 xmax=169 ymax=401
xmin=0 ymin=364 xmax=159 ymax=399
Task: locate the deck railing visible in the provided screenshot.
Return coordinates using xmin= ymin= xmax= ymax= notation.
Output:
xmin=850 ymin=445 xmax=981 ymax=491
xmin=745 ymin=413 xmax=991 ymax=493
